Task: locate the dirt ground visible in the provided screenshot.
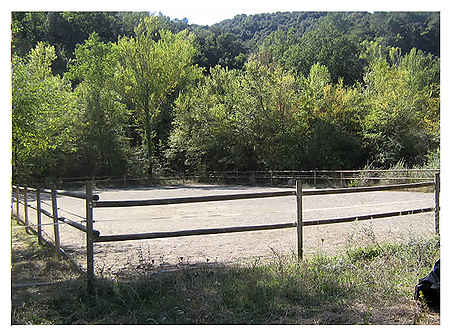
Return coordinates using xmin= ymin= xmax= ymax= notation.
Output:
xmin=14 ymin=184 xmax=436 ymax=277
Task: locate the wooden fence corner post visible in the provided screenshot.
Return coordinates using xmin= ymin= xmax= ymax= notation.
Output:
xmin=36 ymin=188 xmax=43 ymax=245
xmin=85 ymin=182 xmax=95 ymax=291
xmin=51 ymin=189 xmax=61 ymax=254
xmin=434 ymin=172 xmax=440 ymax=234
xmin=296 ymin=180 xmax=303 ymax=260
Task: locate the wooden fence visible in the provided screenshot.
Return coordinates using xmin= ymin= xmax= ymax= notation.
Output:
xmin=204 ymin=169 xmax=440 ymax=187
xmin=23 ymin=169 xmax=440 ymax=189
xmin=12 ymin=172 xmax=440 ymax=291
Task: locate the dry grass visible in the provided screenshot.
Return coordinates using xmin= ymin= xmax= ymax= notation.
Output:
xmin=11 ymin=218 xmax=440 ymax=325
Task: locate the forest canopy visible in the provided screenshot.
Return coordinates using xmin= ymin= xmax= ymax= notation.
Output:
xmin=11 ymin=11 xmax=440 ymax=182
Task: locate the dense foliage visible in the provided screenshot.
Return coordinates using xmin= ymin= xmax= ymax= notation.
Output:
xmin=11 ymin=11 xmax=440 ymax=182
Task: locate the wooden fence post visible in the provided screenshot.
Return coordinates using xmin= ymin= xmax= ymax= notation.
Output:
xmin=85 ymin=182 xmax=95 ymax=290
xmin=15 ymin=186 xmax=20 ymax=222
xmin=434 ymin=172 xmax=440 ymax=234
xmin=296 ymin=180 xmax=303 ymax=260
xmin=249 ymin=171 xmax=256 ymax=185
xmin=36 ymin=188 xmax=43 ymax=244
xmin=24 ymin=186 xmax=29 ymax=228
xmin=51 ymin=189 xmax=61 ymax=253
xmin=11 ymin=186 xmax=14 ymax=216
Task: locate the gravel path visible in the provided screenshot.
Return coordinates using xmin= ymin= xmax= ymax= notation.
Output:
xmin=16 ymin=184 xmax=436 ymax=277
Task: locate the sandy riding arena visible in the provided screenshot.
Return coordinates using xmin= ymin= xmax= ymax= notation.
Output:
xmin=19 ymin=184 xmax=436 ymax=277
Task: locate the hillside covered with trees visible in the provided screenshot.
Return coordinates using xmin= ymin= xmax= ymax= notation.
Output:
xmin=11 ymin=11 xmax=440 ymax=182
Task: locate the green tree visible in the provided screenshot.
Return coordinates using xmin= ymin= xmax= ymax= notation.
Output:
xmin=367 ymin=12 xmax=440 ymax=57
xmin=66 ymin=33 xmax=130 ymax=177
xmin=361 ymin=45 xmax=439 ymax=167
xmin=115 ymin=16 xmax=199 ymax=176
xmin=12 ymin=42 xmax=76 ymax=182
xmin=166 ymin=66 xmax=242 ymax=172
xmin=11 ymin=12 xmax=48 ymax=57
xmin=168 ymin=60 xmax=310 ymax=172
xmin=297 ymin=64 xmax=366 ymax=168
xmin=192 ymin=29 xmax=247 ymax=71
xmin=233 ymin=59 xmax=306 ymax=169
xmin=256 ymin=28 xmax=300 ymax=67
xmin=296 ymin=18 xmax=364 ymax=84
xmin=12 ymin=11 xmax=152 ymax=75
xmin=257 ymin=17 xmax=364 ymax=85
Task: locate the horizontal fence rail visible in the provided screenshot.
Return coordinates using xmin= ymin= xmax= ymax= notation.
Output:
xmin=251 ymin=176 xmax=434 ymax=181
xmin=40 ymin=188 xmax=99 ymax=201
xmin=303 ymin=182 xmax=434 ymax=196
xmin=92 ymin=182 xmax=432 ymax=209
xmin=94 ymin=207 xmax=435 ymax=243
xmin=253 ymin=169 xmax=439 ymax=173
xmin=59 ymin=216 xmax=100 ymax=237
xmin=13 ymin=185 xmax=99 ymax=200
xmin=93 ymin=190 xmax=296 ymax=208
xmin=96 ymin=222 xmax=297 ymax=243
xmin=303 ymin=207 xmax=435 ymax=226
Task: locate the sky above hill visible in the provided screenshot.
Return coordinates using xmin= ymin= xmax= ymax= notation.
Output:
xmin=10 ymin=0 xmax=443 ymax=26
xmin=152 ymin=0 xmax=414 ymax=25
xmin=152 ymin=1 xmax=316 ymax=26
xmin=148 ymin=0 xmax=436 ymax=26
